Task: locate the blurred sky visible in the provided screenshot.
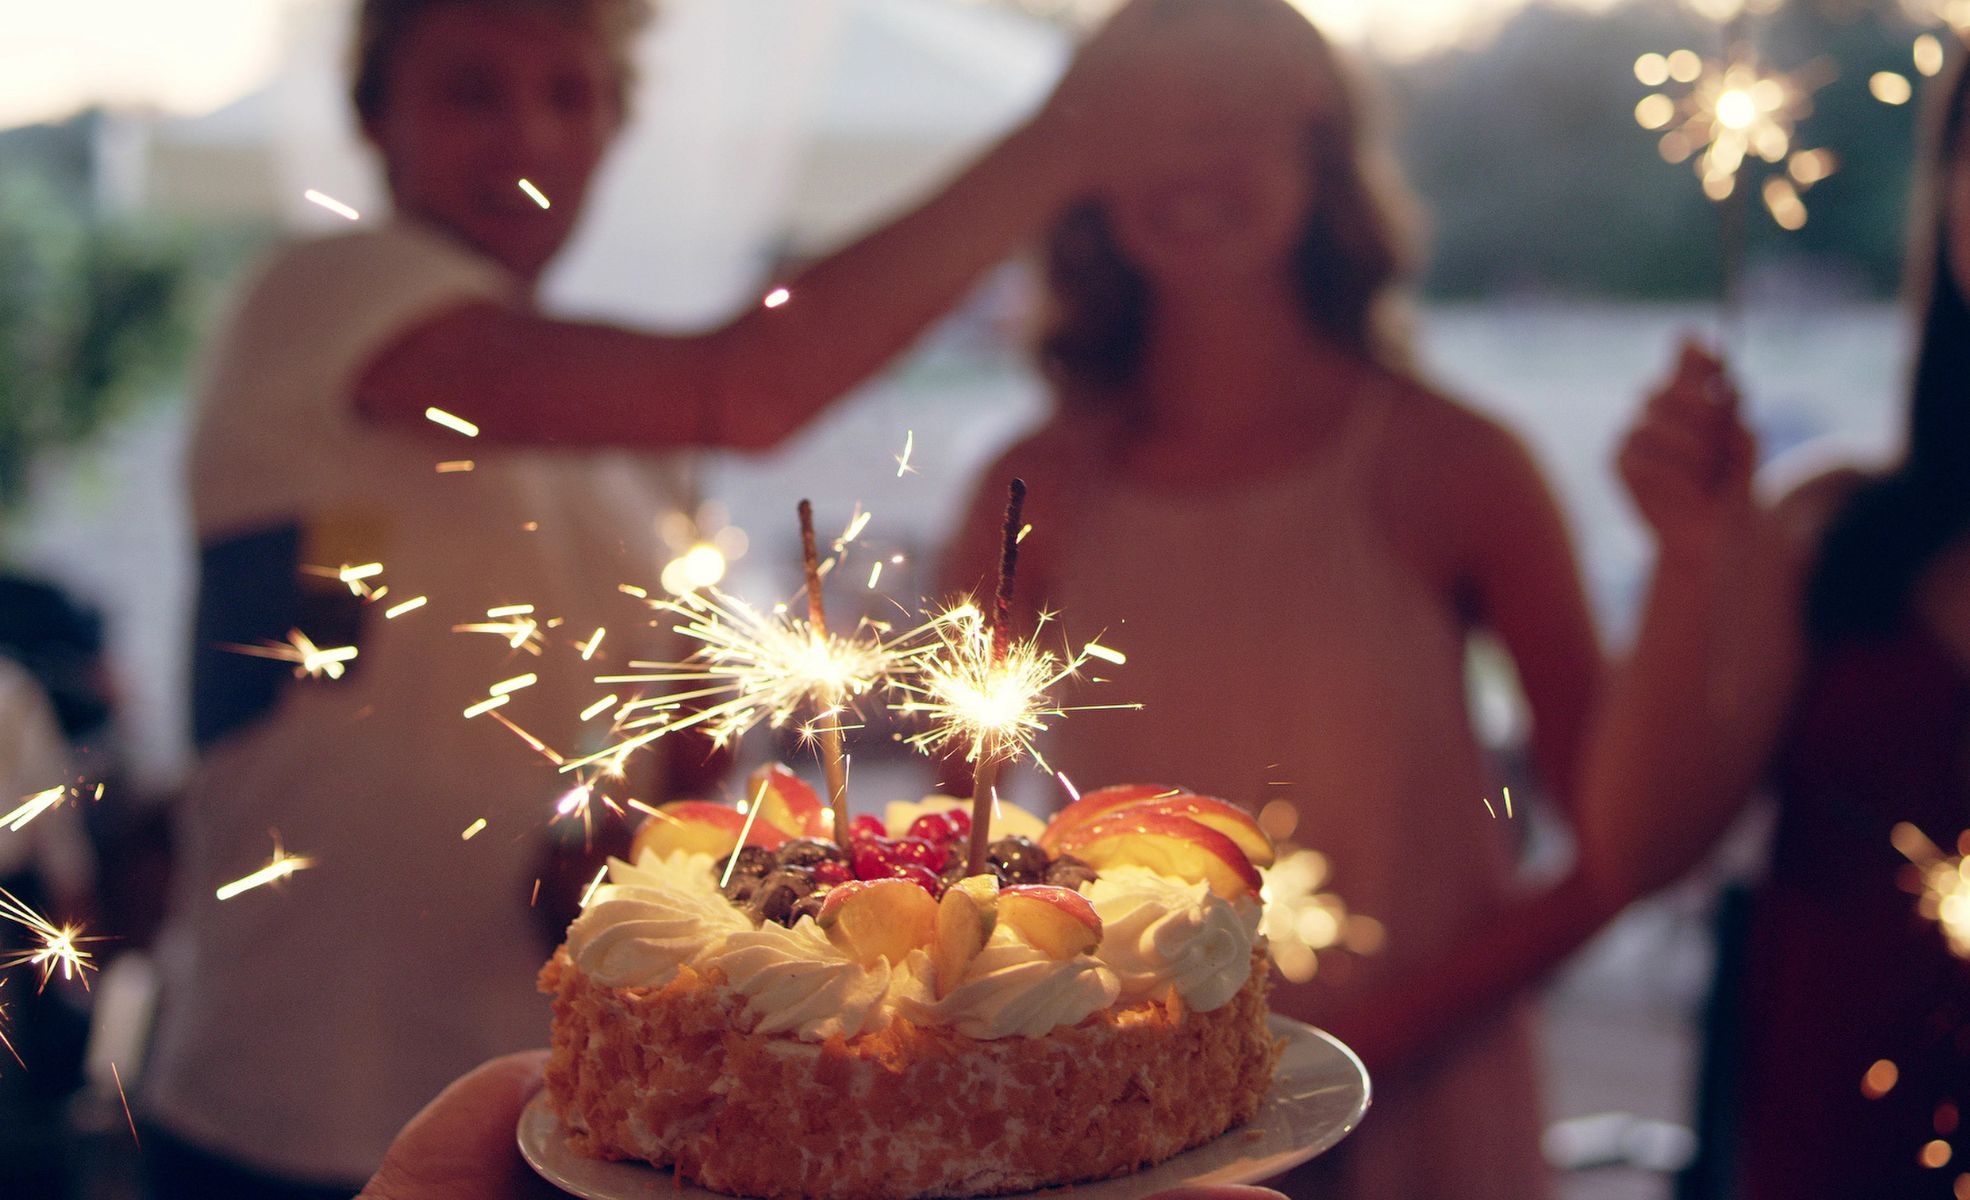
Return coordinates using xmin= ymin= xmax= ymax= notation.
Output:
xmin=0 ymin=0 xmax=1623 ymax=129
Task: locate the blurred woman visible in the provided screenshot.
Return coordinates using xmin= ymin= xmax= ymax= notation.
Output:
xmin=945 ymin=3 xmax=1615 ymax=1195
xmin=1583 ymin=51 xmax=1970 ymax=1200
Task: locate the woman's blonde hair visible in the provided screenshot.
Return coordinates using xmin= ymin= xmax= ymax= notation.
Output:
xmin=350 ymin=0 xmax=654 ymax=127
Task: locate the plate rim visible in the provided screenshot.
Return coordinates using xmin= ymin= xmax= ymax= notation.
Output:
xmin=518 ymin=1013 xmax=1368 ymax=1199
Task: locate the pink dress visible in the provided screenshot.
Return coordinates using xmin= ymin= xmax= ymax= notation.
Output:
xmin=1032 ymin=399 xmax=1551 ymax=1198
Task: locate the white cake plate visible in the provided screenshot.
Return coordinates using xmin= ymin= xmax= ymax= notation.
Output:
xmin=518 ymin=1014 xmax=1369 ymax=1199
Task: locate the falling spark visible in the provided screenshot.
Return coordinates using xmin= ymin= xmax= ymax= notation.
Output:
xmin=763 ymin=287 xmax=791 ymax=308
xmin=619 ymin=584 xmax=649 ymax=599
xmin=721 ymin=779 xmax=773 ymax=888
xmin=517 ymin=178 xmax=551 ymax=209
xmin=0 ymin=887 xmax=96 ymax=989
xmin=489 ymin=672 xmax=539 ymax=696
xmin=579 ymin=695 xmax=618 ymax=722
xmin=2 ymin=786 xmax=67 ymax=833
xmin=578 ymin=864 xmax=609 ymax=909
xmin=384 ymin=596 xmax=428 ymax=619
xmin=424 ymin=407 xmax=481 ymax=438
xmin=579 ymin=628 xmax=606 ymax=661
xmin=215 ymin=844 xmax=313 ymax=901
xmin=0 ymin=987 xmax=17 ymax=1067
xmin=303 ymin=189 xmax=361 ymax=221
xmin=220 ymin=629 xmax=358 ymax=680
xmin=435 ymin=460 xmax=476 ymax=473
xmin=339 ymin=562 xmax=384 ymax=586
xmin=487 ymin=604 xmax=535 ymax=618
xmin=868 ymin=561 xmax=884 ymax=589
xmin=1504 ymin=786 xmax=1515 ymax=819
xmin=487 ymin=711 xmax=563 ymax=765
xmin=889 ymin=602 xmax=1138 ymax=774
xmin=841 ymin=510 xmax=873 ymax=545
xmin=1016 ymin=524 xmax=1033 ymax=544
xmin=1892 ymin=822 xmax=1970 ymax=959
xmin=452 ymin=615 xmax=544 ymax=654
xmin=1481 ymin=796 xmax=1498 ymax=819
xmin=106 ymin=1061 xmax=141 ymax=1145
xmin=463 ymin=695 xmax=510 ymax=719
xmin=461 ymin=818 xmax=488 ymax=841
xmin=895 ymin=429 xmax=917 ymax=477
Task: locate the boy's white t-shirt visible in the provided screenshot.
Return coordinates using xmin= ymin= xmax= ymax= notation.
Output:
xmin=146 ymin=223 xmax=685 ymax=1183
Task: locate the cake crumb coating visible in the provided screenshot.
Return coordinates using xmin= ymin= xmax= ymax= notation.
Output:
xmin=540 ymin=948 xmax=1280 ymax=1199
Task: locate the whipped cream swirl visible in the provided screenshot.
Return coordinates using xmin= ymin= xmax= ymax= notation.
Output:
xmin=897 ymin=927 xmax=1120 ymax=1039
xmin=703 ymin=919 xmax=894 ymax=1042
xmin=563 ymin=850 xmax=749 ymax=988
xmin=1084 ymin=866 xmax=1260 ymax=1012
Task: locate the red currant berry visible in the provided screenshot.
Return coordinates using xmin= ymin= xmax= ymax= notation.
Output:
xmin=848 ymin=814 xmax=887 ymax=841
xmin=851 ymin=841 xmax=889 ymax=881
xmin=907 ymin=813 xmax=954 ymax=844
xmin=946 ymin=809 xmax=972 ymax=838
xmin=891 ymin=864 xmax=941 ymax=894
xmin=891 ymin=837 xmax=947 ymax=872
xmin=812 ymin=861 xmax=852 ymax=886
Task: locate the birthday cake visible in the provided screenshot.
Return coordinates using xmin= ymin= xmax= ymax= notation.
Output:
xmin=538 ymin=768 xmax=1280 ymax=1199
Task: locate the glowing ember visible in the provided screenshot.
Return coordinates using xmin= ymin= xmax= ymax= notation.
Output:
xmin=384 ymin=596 xmax=428 ymax=619
xmin=518 ymin=178 xmax=551 ymax=209
xmin=461 ymin=818 xmax=488 ymax=841
xmin=763 ymin=287 xmax=791 ymax=308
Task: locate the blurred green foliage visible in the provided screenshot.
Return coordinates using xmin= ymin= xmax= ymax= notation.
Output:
xmin=1383 ymin=1 xmax=1927 ymax=298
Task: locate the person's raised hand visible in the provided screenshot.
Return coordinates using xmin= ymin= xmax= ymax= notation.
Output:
xmin=1617 ymin=339 xmax=1757 ymax=567
xmin=357 ymin=1050 xmax=560 ymax=1200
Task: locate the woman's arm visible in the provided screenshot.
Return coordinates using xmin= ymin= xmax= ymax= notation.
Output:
xmin=354 ymin=0 xmax=1226 ymax=452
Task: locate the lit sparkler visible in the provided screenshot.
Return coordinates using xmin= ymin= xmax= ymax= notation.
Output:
xmin=574 ymin=584 xmax=905 ymax=769
xmin=0 ymin=886 xmax=96 ymax=989
xmin=219 ymin=629 xmax=358 ymax=680
xmin=1893 ymin=822 xmax=1970 ymax=960
xmin=889 ymin=602 xmax=1133 ymax=777
xmin=1633 ymin=48 xmax=1833 ymax=223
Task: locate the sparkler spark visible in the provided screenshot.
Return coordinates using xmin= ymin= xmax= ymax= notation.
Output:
xmin=0 ymin=886 xmax=97 ymax=989
xmin=384 ymin=596 xmax=428 ymax=619
xmin=424 ymin=407 xmax=481 ymax=438
xmin=219 ymin=629 xmax=358 ymax=680
xmin=763 ymin=286 xmax=791 ymax=308
xmin=1893 ymin=822 xmax=1970 ymax=960
xmin=303 ymin=189 xmax=361 ymax=221
xmin=895 ymin=429 xmax=917 ymax=477
xmin=517 ymin=178 xmax=551 ymax=209
xmin=889 ymin=603 xmax=1138 ymax=773
xmin=215 ymin=844 xmax=314 ymax=901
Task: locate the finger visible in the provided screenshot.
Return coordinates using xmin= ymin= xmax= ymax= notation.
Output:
xmin=361 ymin=1050 xmax=550 ymax=1200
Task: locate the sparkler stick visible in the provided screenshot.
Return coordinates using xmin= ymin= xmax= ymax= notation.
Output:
xmin=798 ymin=501 xmax=853 ymax=846
xmin=967 ymin=480 xmax=1028 ymax=877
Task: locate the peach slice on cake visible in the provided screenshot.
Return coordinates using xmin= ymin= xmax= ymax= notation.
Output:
xmin=1049 ymin=812 xmax=1264 ymax=900
xmin=631 ymin=800 xmax=793 ymax=861
xmin=998 ymin=885 xmax=1103 ymax=958
xmin=1042 ymin=785 xmax=1274 ymax=868
xmin=745 ymin=763 xmax=832 ymax=839
xmin=818 ymin=878 xmax=938 ymax=967
xmin=932 ymin=875 xmax=999 ymax=997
